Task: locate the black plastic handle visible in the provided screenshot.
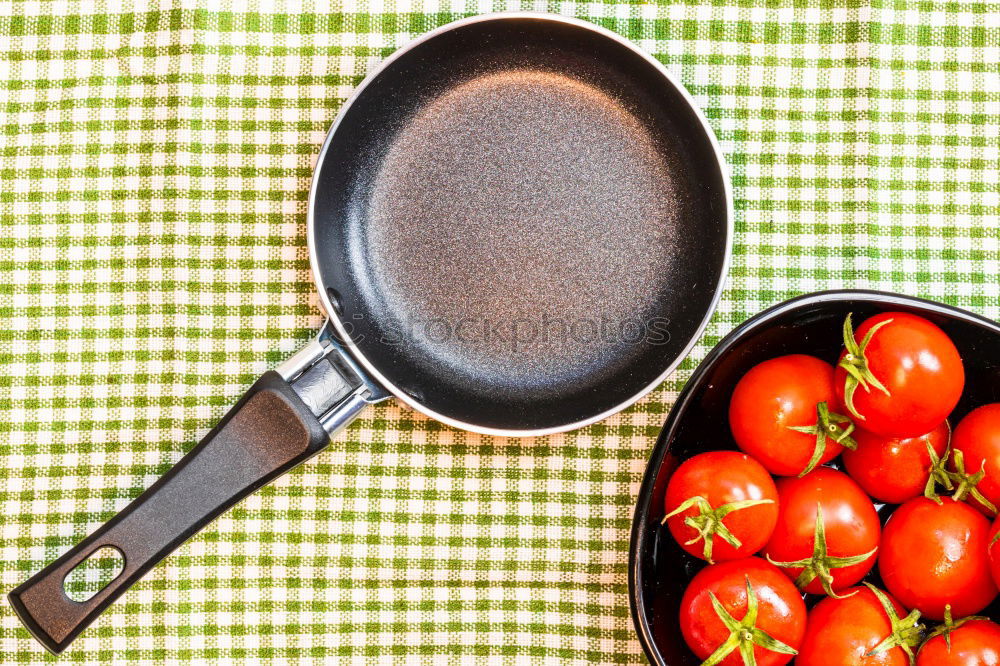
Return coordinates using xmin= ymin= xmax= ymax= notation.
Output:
xmin=8 ymin=371 xmax=329 ymax=654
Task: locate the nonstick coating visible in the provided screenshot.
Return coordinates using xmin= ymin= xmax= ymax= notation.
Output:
xmin=311 ymin=16 xmax=729 ymax=432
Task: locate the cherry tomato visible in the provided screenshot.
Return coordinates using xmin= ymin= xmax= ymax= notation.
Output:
xmin=841 ymin=421 xmax=950 ymax=504
xmin=730 ymin=355 xmax=853 ymax=476
xmin=835 ymin=312 xmax=963 ymax=439
xmin=879 ymin=497 xmax=997 ymax=621
xmin=664 ymin=451 xmax=779 ymax=563
xmin=680 ymin=557 xmax=806 ymax=666
xmin=763 ymin=467 xmax=879 ymax=596
xmin=952 ymin=404 xmax=1000 ymax=516
xmin=916 ymin=612 xmax=1000 ymax=666
xmin=797 ymin=585 xmax=922 ymax=666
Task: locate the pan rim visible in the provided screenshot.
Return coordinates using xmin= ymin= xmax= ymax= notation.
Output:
xmin=306 ymin=11 xmax=734 ymax=437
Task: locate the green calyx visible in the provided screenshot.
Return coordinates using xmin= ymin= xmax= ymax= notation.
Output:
xmin=787 ymin=401 xmax=858 ymax=477
xmin=925 ymin=604 xmax=989 ymax=651
xmin=864 ymin=583 xmax=924 ymax=665
xmin=838 ymin=313 xmax=893 ymax=421
xmin=948 ymin=449 xmax=998 ymax=515
xmin=923 ymin=432 xmax=955 ymax=504
xmin=663 ymin=495 xmax=775 ymax=564
xmin=701 ymin=576 xmax=799 ymax=666
xmin=922 ymin=423 xmax=996 ymax=513
xmin=766 ymin=503 xmax=877 ymax=598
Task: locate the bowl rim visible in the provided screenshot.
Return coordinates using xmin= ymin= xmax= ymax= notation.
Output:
xmin=627 ymin=288 xmax=1000 ymax=666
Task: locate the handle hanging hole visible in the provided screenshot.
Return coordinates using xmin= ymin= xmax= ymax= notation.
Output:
xmin=63 ymin=546 xmax=125 ymax=602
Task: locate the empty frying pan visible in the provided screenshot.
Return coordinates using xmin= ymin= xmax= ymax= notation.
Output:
xmin=9 ymin=12 xmax=731 ymax=654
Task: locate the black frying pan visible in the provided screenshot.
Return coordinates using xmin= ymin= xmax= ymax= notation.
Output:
xmin=10 ymin=13 xmax=731 ymax=654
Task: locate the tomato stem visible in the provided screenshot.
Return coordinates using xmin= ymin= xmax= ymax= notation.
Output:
xmin=786 ymin=401 xmax=857 ymax=476
xmin=947 ymin=448 xmax=998 ymax=515
xmin=923 ymin=604 xmax=990 ymax=651
xmin=662 ymin=495 xmax=775 ymax=564
xmin=920 ymin=422 xmax=995 ymax=512
xmin=864 ymin=583 xmax=924 ymax=665
xmin=766 ymin=503 xmax=877 ymax=598
xmin=924 ymin=427 xmax=954 ymax=504
xmin=838 ymin=313 xmax=893 ymax=421
xmin=701 ymin=576 xmax=799 ymax=666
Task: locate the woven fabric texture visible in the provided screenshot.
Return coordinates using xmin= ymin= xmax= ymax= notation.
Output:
xmin=1 ymin=1 xmax=997 ymax=664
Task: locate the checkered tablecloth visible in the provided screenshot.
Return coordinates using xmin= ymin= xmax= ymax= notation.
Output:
xmin=1 ymin=1 xmax=996 ymax=664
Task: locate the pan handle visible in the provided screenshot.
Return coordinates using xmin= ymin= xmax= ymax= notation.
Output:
xmin=8 ymin=326 xmax=386 ymax=654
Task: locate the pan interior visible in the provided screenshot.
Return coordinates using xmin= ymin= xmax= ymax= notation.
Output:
xmin=312 ymin=18 xmax=729 ymax=431
xmin=363 ymin=69 xmax=678 ymax=389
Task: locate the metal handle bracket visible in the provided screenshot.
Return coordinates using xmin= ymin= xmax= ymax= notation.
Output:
xmin=277 ymin=322 xmax=390 ymax=435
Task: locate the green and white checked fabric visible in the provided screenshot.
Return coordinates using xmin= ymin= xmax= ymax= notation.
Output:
xmin=0 ymin=1 xmax=996 ymax=663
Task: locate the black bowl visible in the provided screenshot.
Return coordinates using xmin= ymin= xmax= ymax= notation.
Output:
xmin=628 ymin=289 xmax=1000 ymax=665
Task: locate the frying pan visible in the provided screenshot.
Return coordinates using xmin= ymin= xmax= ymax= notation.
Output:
xmin=9 ymin=13 xmax=731 ymax=654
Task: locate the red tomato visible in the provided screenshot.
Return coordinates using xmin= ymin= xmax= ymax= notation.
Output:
xmin=879 ymin=497 xmax=997 ymax=621
xmin=988 ymin=516 xmax=1000 ymax=590
xmin=917 ymin=613 xmax=1000 ymax=666
xmin=834 ymin=312 xmax=963 ymax=438
xmin=663 ymin=451 xmax=779 ymax=563
xmin=841 ymin=421 xmax=950 ymax=504
xmin=730 ymin=355 xmax=854 ymax=476
xmin=797 ymin=585 xmax=922 ymax=666
xmin=952 ymin=404 xmax=1000 ymax=516
xmin=763 ymin=468 xmax=880 ymax=596
xmin=680 ymin=557 xmax=806 ymax=666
